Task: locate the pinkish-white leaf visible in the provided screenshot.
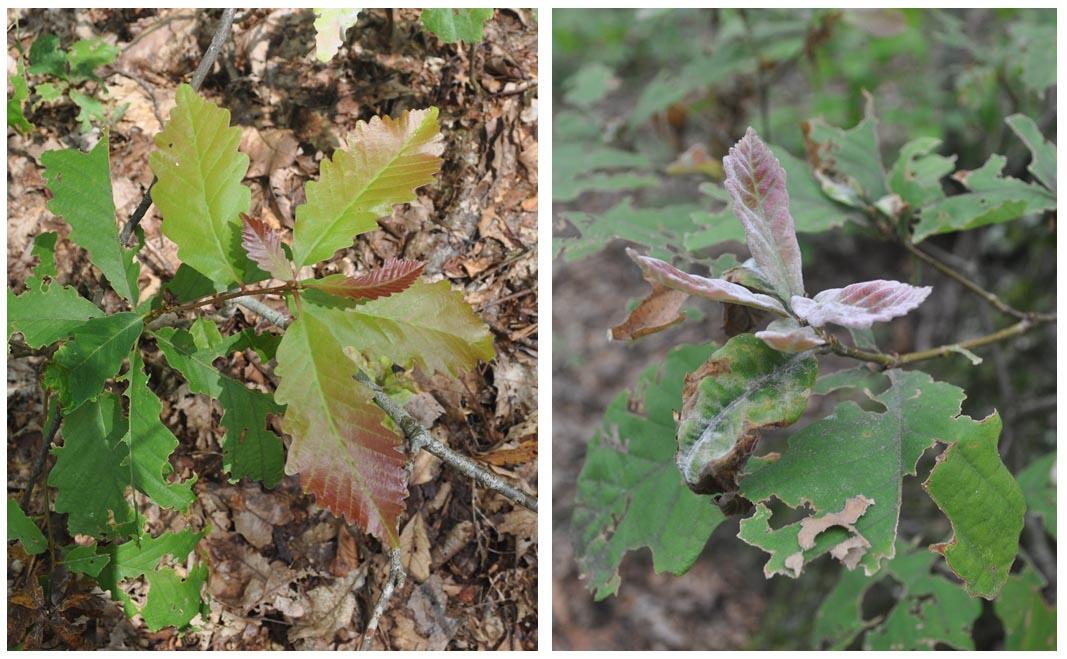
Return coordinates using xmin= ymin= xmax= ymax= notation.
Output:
xmin=723 ymin=128 xmax=806 ymax=299
xmin=627 ymin=248 xmax=788 ymax=316
xmin=791 ymin=280 xmax=932 ymax=329
xmin=755 ymin=319 xmax=826 ymax=353
xmin=241 ymin=216 xmax=294 ymax=281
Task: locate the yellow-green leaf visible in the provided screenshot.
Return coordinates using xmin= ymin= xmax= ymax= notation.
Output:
xmin=291 ymin=108 xmax=443 ymax=269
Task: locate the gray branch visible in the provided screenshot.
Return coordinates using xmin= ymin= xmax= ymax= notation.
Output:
xmin=360 ymin=548 xmax=405 ymax=651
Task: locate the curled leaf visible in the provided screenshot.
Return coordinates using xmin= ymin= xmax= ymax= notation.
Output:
xmin=791 ymin=279 xmax=932 ymax=329
xmin=723 ymin=128 xmax=805 ymax=299
xmin=609 ymin=285 xmax=687 ymax=341
xmin=755 ymin=318 xmax=826 ymax=353
xmin=627 ymin=248 xmax=788 ymax=316
xmin=241 ymin=215 xmax=294 ymax=281
xmin=304 ymin=258 xmax=425 ymax=301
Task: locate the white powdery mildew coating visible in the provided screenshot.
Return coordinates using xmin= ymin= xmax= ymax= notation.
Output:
xmin=755 ymin=319 xmax=826 ymax=353
xmin=791 ymin=279 xmax=933 ymax=329
xmin=626 ymin=248 xmax=788 ymax=316
xmin=722 ymin=127 xmax=805 ymax=300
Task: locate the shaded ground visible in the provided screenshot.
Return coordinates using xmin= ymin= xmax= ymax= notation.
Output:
xmin=8 ymin=8 xmax=537 ymax=650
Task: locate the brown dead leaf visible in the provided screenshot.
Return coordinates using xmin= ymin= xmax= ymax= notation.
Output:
xmin=234 ymin=510 xmax=273 ymax=550
xmin=481 ymin=438 xmax=537 ymax=467
xmin=786 ymin=495 xmax=874 ymax=575
xmin=609 ymin=284 xmax=688 ymax=340
xmin=288 ymin=566 xmax=365 ymax=644
xmin=330 ymin=525 xmax=361 ymax=577
xmin=400 ymin=513 xmax=432 ymax=583
xmin=241 ymin=127 xmax=300 ymax=179
xmin=496 ymin=508 xmax=537 ymax=557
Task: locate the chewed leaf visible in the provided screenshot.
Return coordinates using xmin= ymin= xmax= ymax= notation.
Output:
xmin=626 ymin=249 xmax=788 ymax=316
xmin=304 ymin=258 xmax=424 ymax=301
xmin=755 ymin=318 xmax=826 ymax=353
xmin=924 ymin=412 xmax=1024 ymax=599
xmin=722 ymin=128 xmax=805 ymax=299
xmin=275 ymin=313 xmax=407 ymax=546
xmin=292 ymin=108 xmax=443 ymax=269
xmin=791 ymin=280 xmax=932 ymax=329
xmin=609 ymin=284 xmax=687 ymax=341
xmin=676 ymin=334 xmax=817 ymax=494
xmin=241 ymin=216 xmax=294 ymax=281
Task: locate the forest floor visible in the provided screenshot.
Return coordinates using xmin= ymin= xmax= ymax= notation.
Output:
xmin=7 ymin=8 xmax=537 ymax=650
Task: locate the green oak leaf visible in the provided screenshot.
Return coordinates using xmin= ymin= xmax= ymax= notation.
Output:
xmin=62 ymin=544 xmax=110 ymax=577
xmin=8 ymin=498 xmax=47 ymax=555
xmin=923 ymin=411 xmax=1024 ymax=598
xmin=28 ymin=33 xmax=67 ymax=77
xmin=994 ymin=563 xmax=1056 ymax=650
xmin=1016 ymin=451 xmax=1055 ymax=539
xmin=304 ymin=280 xmax=494 ymax=379
xmin=47 ymin=394 xmax=136 ymax=538
xmin=558 ymin=199 xmax=701 ymax=263
xmin=43 ymin=312 xmax=143 ymax=410
xmin=8 ymin=60 xmax=33 ymax=135
xmin=1005 ymin=113 xmax=1055 ymax=192
xmin=676 ymin=334 xmax=817 ymax=494
xmin=124 ymin=350 xmax=197 ymax=511
xmin=66 ymin=37 xmax=119 ymax=81
xmin=95 ymin=528 xmax=205 ymax=617
xmin=41 ymin=131 xmax=140 ymax=302
xmin=888 ymin=137 xmax=956 ymax=208
xmin=141 ymin=564 xmax=208 ymax=631
xmin=804 ymin=103 xmax=890 ymax=203
xmin=572 ymin=344 xmax=726 ymax=600
xmin=421 ymin=8 xmax=494 ymax=44
xmin=149 ymin=84 xmax=252 ymax=288
xmin=153 ymin=321 xmax=284 ymax=487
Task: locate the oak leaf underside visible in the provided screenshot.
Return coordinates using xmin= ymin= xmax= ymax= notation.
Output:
xmin=305 ymin=258 xmax=425 ymax=301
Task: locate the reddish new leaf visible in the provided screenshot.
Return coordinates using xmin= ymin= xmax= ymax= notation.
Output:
xmin=241 ymin=215 xmax=294 ymax=281
xmin=791 ymin=279 xmax=932 ymax=329
xmin=304 ymin=258 xmax=425 ymax=301
xmin=275 ymin=313 xmax=407 ymax=546
xmin=627 ymin=248 xmax=788 ymax=316
xmin=723 ymin=128 xmax=806 ymax=299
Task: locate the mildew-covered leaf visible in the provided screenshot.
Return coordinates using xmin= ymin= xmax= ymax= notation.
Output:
xmin=740 ymin=370 xmax=979 ymax=577
xmin=304 ymin=258 xmax=424 ymax=301
xmin=791 ymin=279 xmax=932 ymax=329
xmin=676 ymin=334 xmax=817 ymax=494
xmin=626 ymin=249 xmax=788 ymax=317
xmin=722 ymin=128 xmax=805 ymax=299
xmin=755 ymin=318 xmax=826 ymax=353
xmin=923 ymin=411 xmax=1024 ymax=599
xmin=573 ymin=344 xmax=725 ymax=600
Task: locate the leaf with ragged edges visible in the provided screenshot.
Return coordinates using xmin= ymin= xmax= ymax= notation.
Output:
xmin=626 ymin=249 xmax=788 ymax=316
xmin=1005 ymin=113 xmax=1055 ymax=192
xmin=676 ymin=334 xmax=817 ymax=494
xmin=47 ymin=393 xmax=136 ymax=538
xmin=141 ymin=564 xmax=208 ymax=631
xmin=149 ymin=84 xmax=252 ymax=288
xmin=8 ymin=233 xmax=104 ymax=348
xmin=739 ymin=370 xmax=995 ymax=579
xmin=888 ymin=137 xmax=956 ymax=208
xmin=153 ymin=321 xmax=284 ymax=487
xmin=912 ymin=152 xmax=1055 ymax=242
xmin=291 ymin=108 xmax=443 ymax=269
xmin=803 ymin=100 xmax=889 ymax=203
xmin=43 ymin=312 xmax=143 ymax=410
xmin=41 ymin=131 xmax=140 ymax=302
xmin=923 ymin=411 xmax=1024 ymax=599
xmin=573 ymin=344 xmax=726 ymax=600
xmin=304 ymin=280 xmax=494 ymax=379
xmin=241 ymin=215 xmax=293 ymax=281
xmin=791 ymin=280 xmax=932 ymax=329
xmin=994 ymin=563 xmax=1056 ymax=650
xmin=723 ymin=128 xmax=806 ymax=299
xmin=95 ymin=527 xmax=205 ymax=617
xmin=304 ymin=258 xmax=424 ymax=300
xmin=312 ymin=9 xmax=362 ymax=62
xmin=125 ymin=350 xmax=197 ymax=511
xmin=421 ymin=9 xmax=494 ymax=44
xmin=275 ymin=312 xmax=407 ymax=546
